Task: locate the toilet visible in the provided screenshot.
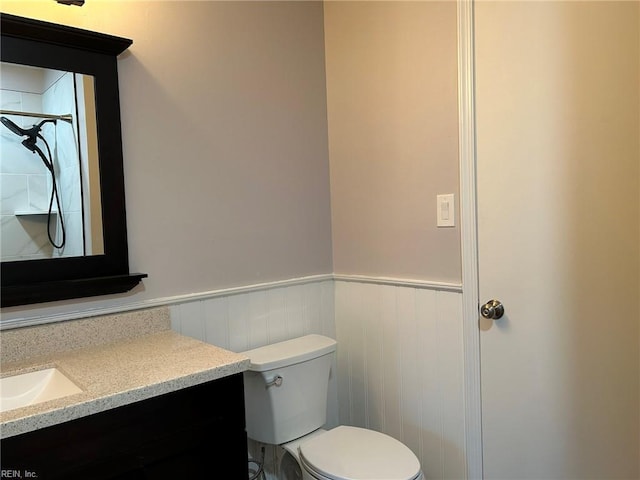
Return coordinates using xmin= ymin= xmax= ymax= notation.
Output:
xmin=242 ymin=334 xmax=425 ymax=480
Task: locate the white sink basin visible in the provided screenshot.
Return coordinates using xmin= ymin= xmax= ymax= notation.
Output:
xmin=0 ymin=368 xmax=83 ymax=413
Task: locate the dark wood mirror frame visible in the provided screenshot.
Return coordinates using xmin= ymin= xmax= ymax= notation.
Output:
xmin=1 ymin=13 xmax=147 ymax=307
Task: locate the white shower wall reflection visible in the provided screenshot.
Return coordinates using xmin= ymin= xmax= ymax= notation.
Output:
xmin=0 ymin=63 xmax=104 ymax=261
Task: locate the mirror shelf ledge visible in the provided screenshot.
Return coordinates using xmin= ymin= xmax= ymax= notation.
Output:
xmin=2 ymin=274 xmax=148 ymax=308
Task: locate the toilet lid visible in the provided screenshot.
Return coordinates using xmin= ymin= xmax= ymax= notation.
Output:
xmin=299 ymin=426 xmax=421 ymax=480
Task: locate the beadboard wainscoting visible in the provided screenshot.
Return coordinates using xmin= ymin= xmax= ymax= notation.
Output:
xmin=169 ymin=279 xmax=337 ymax=480
xmin=170 ymin=280 xmax=336 ymax=354
xmin=170 ymin=278 xmax=465 ymax=479
xmin=334 ymin=280 xmax=466 ymax=479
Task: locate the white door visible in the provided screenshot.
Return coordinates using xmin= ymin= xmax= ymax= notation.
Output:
xmin=475 ymin=1 xmax=639 ymax=478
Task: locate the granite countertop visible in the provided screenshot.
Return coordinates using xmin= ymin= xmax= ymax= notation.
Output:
xmin=0 ymin=330 xmax=250 ymax=439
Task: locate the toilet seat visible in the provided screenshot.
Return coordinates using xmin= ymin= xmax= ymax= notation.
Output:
xmin=298 ymin=426 xmax=422 ymax=480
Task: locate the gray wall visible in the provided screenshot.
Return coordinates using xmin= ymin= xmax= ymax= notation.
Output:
xmin=1 ymin=1 xmax=463 ymax=323
xmin=121 ymin=2 xmax=333 ymax=295
xmin=324 ymin=1 xmax=461 ymax=283
xmin=1 ymin=1 xmax=334 ymax=321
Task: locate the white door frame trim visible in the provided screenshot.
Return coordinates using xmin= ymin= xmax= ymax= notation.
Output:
xmin=457 ymin=1 xmax=483 ymax=478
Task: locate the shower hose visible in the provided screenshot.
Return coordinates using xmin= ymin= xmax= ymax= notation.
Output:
xmin=31 ymin=132 xmax=66 ymax=249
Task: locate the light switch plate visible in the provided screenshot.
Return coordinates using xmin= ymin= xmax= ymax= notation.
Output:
xmin=437 ymin=194 xmax=455 ymax=227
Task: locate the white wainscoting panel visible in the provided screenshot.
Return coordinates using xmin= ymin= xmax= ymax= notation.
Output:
xmin=334 ymin=280 xmax=466 ymax=479
xmin=170 ymin=280 xmax=336 ymax=353
xmin=170 ymin=279 xmax=337 ymax=480
xmin=171 ymin=278 xmax=465 ymax=479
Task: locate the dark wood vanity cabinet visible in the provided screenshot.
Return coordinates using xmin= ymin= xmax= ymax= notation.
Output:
xmin=0 ymin=373 xmax=248 ymax=480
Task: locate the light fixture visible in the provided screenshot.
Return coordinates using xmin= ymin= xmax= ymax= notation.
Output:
xmin=56 ymin=0 xmax=85 ymax=6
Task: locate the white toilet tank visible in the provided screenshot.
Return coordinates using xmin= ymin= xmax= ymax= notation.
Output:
xmin=241 ymin=335 xmax=337 ymax=445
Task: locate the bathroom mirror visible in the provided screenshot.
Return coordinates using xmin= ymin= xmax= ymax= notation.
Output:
xmin=0 ymin=13 xmax=147 ymax=307
xmin=1 ymin=62 xmax=104 ymax=261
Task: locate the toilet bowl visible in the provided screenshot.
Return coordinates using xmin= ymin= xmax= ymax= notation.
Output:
xmin=281 ymin=426 xmax=424 ymax=480
xmin=241 ymin=334 xmax=425 ymax=480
